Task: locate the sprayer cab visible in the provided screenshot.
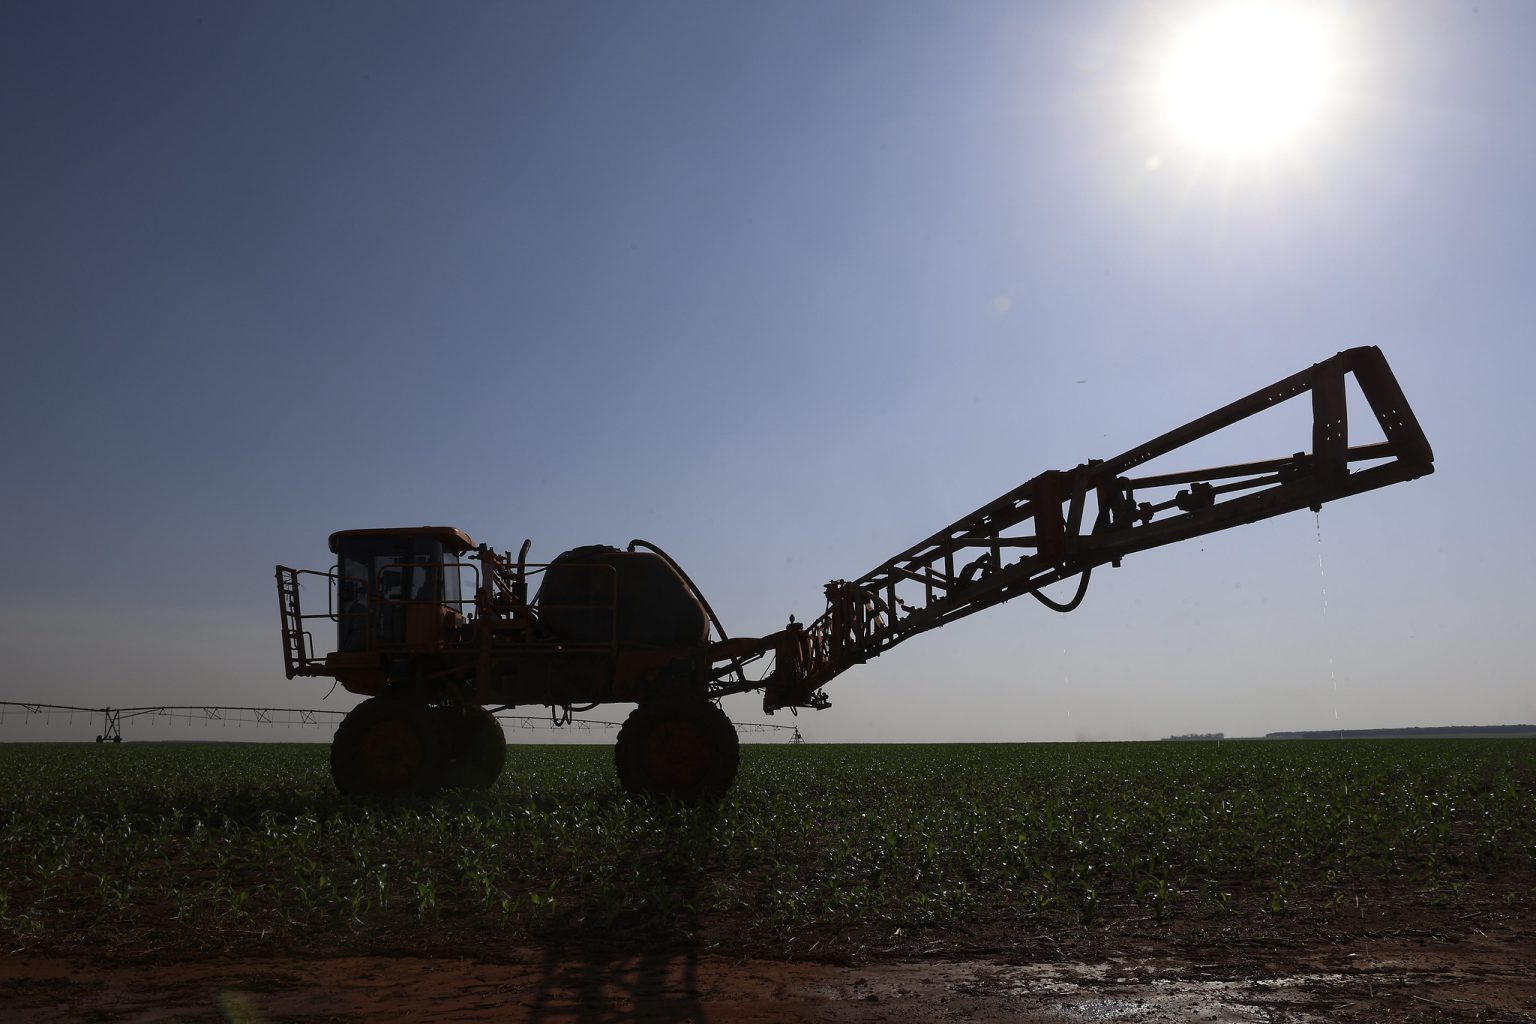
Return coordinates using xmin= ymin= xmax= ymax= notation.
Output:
xmin=328 ymin=527 xmax=473 ymax=653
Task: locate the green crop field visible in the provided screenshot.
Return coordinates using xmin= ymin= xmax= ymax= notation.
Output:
xmin=2 ymin=739 xmax=1533 ymax=957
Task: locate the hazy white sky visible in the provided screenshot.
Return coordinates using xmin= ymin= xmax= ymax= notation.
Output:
xmin=3 ymin=1 xmax=1531 ymax=744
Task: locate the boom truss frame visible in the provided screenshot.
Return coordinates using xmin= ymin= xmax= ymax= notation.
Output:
xmin=733 ymin=346 xmax=1433 ymax=712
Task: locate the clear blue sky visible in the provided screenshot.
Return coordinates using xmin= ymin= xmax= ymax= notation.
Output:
xmin=3 ymin=1 xmax=1531 ymax=742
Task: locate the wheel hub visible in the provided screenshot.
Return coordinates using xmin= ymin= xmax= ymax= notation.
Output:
xmin=642 ymin=719 xmax=712 ymax=792
xmin=357 ymin=720 xmax=425 ymax=790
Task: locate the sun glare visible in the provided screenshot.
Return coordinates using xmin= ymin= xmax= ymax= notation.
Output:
xmin=1159 ymin=2 xmax=1338 ymax=155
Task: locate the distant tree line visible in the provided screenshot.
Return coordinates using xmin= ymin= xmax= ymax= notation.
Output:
xmin=1266 ymin=725 xmax=1536 ymax=740
xmin=1162 ymin=732 xmax=1224 ymax=742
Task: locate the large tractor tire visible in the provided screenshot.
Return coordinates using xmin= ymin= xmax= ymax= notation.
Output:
xmin=614 ymin=699 xmax=739 ymax=802
xmin=437 ymin=705 xmax=507 ymax=790
xmin=331 ymin=697 xmax=444 ymax=798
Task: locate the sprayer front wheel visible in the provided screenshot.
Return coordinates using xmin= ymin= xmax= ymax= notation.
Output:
xmin=614 ymin=699 xmax=739 ymax=802
xmin=331 ymin=697 xmax=444 ymax=798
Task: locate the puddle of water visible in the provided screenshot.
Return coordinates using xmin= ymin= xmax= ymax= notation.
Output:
xmin=974 ymin=962 xmax=1343 ymax=1023
xmin=1053 ymin=997 xmax=1150 ymax=1020
xmin=806 ymin=959 xmax=1356 ymax=1022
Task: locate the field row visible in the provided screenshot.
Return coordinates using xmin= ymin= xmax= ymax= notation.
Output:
xmin=1 ymin=739 xmax=1532 ymax=953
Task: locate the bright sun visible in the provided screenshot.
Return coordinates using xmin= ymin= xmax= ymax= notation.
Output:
xmin=1159 ymin=2 xmax=1339 ymax=155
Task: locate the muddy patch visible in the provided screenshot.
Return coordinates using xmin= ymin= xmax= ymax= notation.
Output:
xmin=4 ymin=931 xmax=1533 ymax=1023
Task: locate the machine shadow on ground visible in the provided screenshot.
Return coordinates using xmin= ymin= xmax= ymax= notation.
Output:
xmin=524 ymin=844 xmax=714 ymax=1024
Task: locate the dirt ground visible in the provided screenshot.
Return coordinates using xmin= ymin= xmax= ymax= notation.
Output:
xmin=5 ymin=917 xmax=1535 ymax=1023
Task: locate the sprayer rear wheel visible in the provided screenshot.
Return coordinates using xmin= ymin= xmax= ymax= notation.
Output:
xmin=331 ymin=697 xmax=444 ymax=797
xmin=437 ymin=705 xmax=507 ymax=790
xmin=614 ymin=699 xmax=739 ymax=802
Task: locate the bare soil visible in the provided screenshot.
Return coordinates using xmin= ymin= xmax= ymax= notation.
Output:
xmin=5 ymin=901 xmax=1534 ymax=1023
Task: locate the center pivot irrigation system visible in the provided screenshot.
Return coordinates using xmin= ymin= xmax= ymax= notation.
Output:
xmin=277 ymin=346 xmax=1432 ymax=801
xmin=0 ymin=702 xmax=803 ymax=744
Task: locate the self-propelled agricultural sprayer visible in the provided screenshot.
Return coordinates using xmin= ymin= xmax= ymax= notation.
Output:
xmin=276 ymin=346 xmax=1432 ymax=800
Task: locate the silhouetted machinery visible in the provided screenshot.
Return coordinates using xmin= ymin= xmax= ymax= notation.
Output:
xmin=277 ymin=347 xmax=1432 ymax=800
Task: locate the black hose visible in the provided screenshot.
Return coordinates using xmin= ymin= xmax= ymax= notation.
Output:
xmin=1030 ymin=569 xmax=1092 ymax=613
xmin=1030 ymin=501 xmax=1108 ymax=613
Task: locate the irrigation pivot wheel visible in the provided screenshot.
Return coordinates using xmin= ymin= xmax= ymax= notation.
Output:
xmin=436 ymin=705 xmax=507 ymax=790
xmin=331 ymin=696 xmax=444 ymax=797
xmin=614 ymin=699 xmax=739 ymax=802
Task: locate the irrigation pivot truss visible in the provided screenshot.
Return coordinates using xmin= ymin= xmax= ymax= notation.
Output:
xmin=0 ymin=702 xmax=804 ymax=744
